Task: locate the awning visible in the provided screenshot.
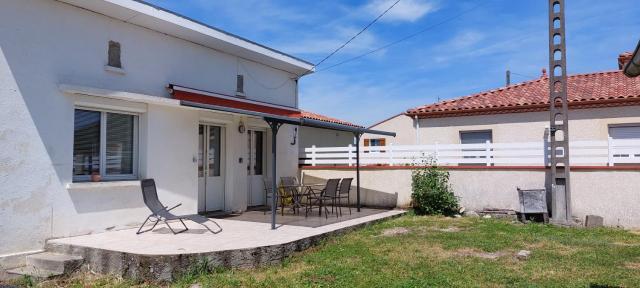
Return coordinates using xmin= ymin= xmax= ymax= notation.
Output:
xmin=169 ymin=84 xmax=395 ymax=230
xmin=169 ymin=84 xmax=395 ymax=136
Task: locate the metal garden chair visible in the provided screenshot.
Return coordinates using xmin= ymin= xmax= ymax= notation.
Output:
xmin=137 ymin=179 xmax=222 ymax=235
xmin=306 ymin=178 xmax=341 ymax=218
xmin=337 ymin=178 xmax=353 ymax=216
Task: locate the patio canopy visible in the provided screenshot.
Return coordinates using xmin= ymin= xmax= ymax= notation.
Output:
xmin=169 ymin=84 xmax=396 ymax=229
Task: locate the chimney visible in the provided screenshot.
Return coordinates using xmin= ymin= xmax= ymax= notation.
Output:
xmin=541 ymin=68 xmax=547 ymax=78
xmin=619 ymin=52 xmax=633 ymax=69
xmin=506 ymin=70 xmax=511 ymax=86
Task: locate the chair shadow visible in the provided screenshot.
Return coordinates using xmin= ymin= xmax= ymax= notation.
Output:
xmin=152 ymin=227 xmax=208 ymax=234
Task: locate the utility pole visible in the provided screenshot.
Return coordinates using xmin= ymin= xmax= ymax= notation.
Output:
xmin=548 ymin=0 xmax=572 ymax=225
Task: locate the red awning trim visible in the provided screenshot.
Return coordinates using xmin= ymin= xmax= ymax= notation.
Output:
xmin=170 ymin=85 xmax=302 ymax=118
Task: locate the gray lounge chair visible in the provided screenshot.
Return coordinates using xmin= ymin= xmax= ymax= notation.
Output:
xmin=137 ymin=179 xmax=222 ymax=235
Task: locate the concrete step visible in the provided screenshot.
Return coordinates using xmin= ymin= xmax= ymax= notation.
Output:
xmin=5 ymin=265 xmax=61 ymax=279
xmin=5 ymin=252 xmax=83 ymax=278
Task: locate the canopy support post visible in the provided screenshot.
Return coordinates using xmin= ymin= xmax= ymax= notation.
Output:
xmin=267 ymin=119 xmax=282 ymax=230
xmin=354 ymin=132 xmax=362 ymax=212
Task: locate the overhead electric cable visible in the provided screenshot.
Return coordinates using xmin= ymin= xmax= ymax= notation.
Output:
xmin=296 ymin=0 xmax=402 ymax=78
xmin=314 ymin=2 xmax=486 ymax=73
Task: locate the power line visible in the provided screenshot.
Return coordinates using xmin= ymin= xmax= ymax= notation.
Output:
xmin=511 ymin=71 xmax=536 ymax=79
xmin=314 ymin=2 xmax=486 ymax=73
xmin=298 ymin=0 xmax=402 ymax=77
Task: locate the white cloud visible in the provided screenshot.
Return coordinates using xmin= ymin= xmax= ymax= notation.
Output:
xmin=275 ymin=26 xmax=379 ymax=56
xmin=448 ymin=31 xmax=485 ymax=50
xmin=365 ymin=0 xmax=437 ymax=22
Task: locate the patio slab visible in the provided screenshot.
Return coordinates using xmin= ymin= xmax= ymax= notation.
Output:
xmin=45 ymin=209 xmax=405 ymax=281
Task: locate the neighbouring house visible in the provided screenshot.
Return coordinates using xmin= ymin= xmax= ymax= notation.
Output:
xmin=366 ymin=53 xmax=640 ymax=147
xmin=298 ymin=111 xmax=359 ymax=148
xmin=0 ymin=0 xmax=386 ymax=268
xmin=302 ymin=52 xmax=640 ymax=228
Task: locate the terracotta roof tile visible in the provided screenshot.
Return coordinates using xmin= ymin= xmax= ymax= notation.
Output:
xmin=406 ymin=70 xmax=640 ymax=118
xmin=300 ymin=111 xmax=363 ymax=128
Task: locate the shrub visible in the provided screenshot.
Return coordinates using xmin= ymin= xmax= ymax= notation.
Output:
xmin=411 ymin=159 xmax=459 ymax=216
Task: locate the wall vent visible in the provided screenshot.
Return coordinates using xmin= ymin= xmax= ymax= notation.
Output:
xmin=108 ymin=41 xmax=122 ymax=68
xmin=236 ymin=75 xmax=244 ymax=95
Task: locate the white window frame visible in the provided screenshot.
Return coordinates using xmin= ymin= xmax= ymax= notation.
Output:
xmin=459 ymin=129 xmax=493 ymax=165
xmin=73 ymin=107 xmax=139 ymax=182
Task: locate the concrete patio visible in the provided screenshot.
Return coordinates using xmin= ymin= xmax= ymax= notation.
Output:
xmin=44 ymin=208 xmax=405 ymax=281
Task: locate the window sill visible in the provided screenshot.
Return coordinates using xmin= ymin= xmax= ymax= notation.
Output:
xmin=104 ymin=65 xmax=126 ymax=75
xmin=66 ymin=180 xmax=140 ymax=191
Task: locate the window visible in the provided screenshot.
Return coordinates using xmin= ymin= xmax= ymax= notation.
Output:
xmin=236 ymin=75 xmax=244 ymax=95
xmin=609 ymin=124 xmax=640 ymax=164
xmin=459 ymin=130 xmax=492 ymax=165
xmin=73 ymin=109 xmax=138 ymax=182
xmin=108 ymin=41 xmax=122 ymax=68
xmin=364 ymin=138 xmax=386 ymax=153
xmin=364 ymin=138 xmax=386 ymax=147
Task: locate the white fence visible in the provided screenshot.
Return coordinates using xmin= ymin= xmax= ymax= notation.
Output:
xmin=299 ymin=138 xmax=640 ymax=167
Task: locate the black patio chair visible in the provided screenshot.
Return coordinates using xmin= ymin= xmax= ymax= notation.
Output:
xmin=263 ymin=178 xmax=274 ymax=215
xmin=280 ymin=176 xmax=302 ymax=215
xmin=306 ymin=178 xmax=341 ymax=218
xmin=137 ymin=179 xmax=222 ymax=235
xmin=337 ymin=178 xmax=353 ymax=216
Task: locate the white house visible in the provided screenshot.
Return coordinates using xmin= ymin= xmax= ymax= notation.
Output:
xmin=366 ymin=54 xmax=640 ymax=148
xmin=0 ymin=0 xmax=384 ymax=268
xmin=301 ymin=53 xmax=640 ymax=228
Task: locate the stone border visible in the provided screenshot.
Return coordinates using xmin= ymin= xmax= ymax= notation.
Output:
xmin=45 ymin=211 xmax=406 ymax=282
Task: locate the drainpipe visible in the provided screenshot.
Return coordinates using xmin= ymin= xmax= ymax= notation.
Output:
xmin=414 ymin=115 xmax=420 ymax=145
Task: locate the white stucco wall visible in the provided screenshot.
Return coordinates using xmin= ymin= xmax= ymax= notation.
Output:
xmin=367 ymin=106 xmax=640 ymax=146
xmin=299 ymin=127 xmax=354 ymax=148
xmin=301 ymin=167 xmax=640 ymax=228
xmin=0 ymin=0 xmax=303 ymax=265
xmin=362 ymin=114 xmax=415 ymax=146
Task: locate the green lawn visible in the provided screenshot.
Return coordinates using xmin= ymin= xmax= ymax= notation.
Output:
xmin=18 ymin=214 xmax=640 ymax=287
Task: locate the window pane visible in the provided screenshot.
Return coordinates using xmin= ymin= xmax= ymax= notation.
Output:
xmin=460 ymin=131 xmax=492 ymax=165
xmin=208 ymin=126 xmax=221 ymax=177
xmin=254 ymin=131 xmax=263 ymax=175
xmin=73 ymin=109 xmax=101 ymax=176
xmin=460 ymin=131 xmax=492 ymax=144
xmin=106 ymin=113 xmax=135 ymax=175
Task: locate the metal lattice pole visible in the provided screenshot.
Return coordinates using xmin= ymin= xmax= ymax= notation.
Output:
xmin=548 ymin=0 xmax=572 ymax=224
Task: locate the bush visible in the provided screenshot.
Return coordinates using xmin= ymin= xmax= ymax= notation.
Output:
xmin=411 ymin=160 xmax=459 ymax=216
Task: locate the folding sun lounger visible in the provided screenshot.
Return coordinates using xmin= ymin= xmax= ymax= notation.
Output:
xmin=137 ymin=179 xmax=222 ymax=235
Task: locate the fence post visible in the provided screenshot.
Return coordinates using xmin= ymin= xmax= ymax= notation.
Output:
xmin=485 ymin=140 xmax=491 ymax=166
xmin=388 ymin=143 xmax=394 ymax=166
xmin=311 ymin=145 xmax=317 ymax=167
xmin=347 ymin=144 xmax=353 ymax=166
xmin=607 ymin=136 xmax=614 ymax=166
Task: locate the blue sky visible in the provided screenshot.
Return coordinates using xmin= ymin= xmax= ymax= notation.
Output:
xmin=146 ymin=0 xmax=640 ymax=126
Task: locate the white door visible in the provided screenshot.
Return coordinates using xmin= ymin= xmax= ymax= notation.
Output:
xmin=198 ymin=124 xmax=225 ymax=212
xmin=247 ymin=129 xmax=266 ymax=206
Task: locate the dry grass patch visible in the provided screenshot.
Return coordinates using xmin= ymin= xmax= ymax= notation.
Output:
xmin=624 ymin=262 xmax=640 ymax=270
xmin=453 ymin=248 xmax=511 ymax=260
xmin=525 ymin=240 xmax=579 ymax=256
xmin=379 ymin=227 xmax=410 ymax=237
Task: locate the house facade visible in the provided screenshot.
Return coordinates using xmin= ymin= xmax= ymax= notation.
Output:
xmin=299 ymin=111 xmax=358 ymax=149
xmin=0 ymin=0 xmax=355 ymax=267
xmin=365 ymin=55 xmax=640 ymax=151
xmin=299 ymin=53 xmax=640 ymax=228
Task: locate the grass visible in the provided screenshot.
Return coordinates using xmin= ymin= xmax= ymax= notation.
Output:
xmin=11 ymin=214 xmax=640 ymax=287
